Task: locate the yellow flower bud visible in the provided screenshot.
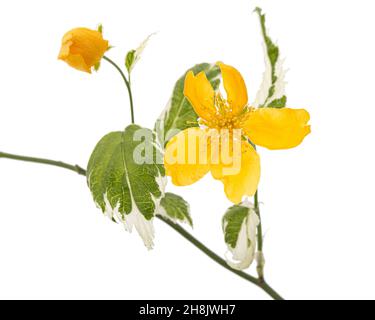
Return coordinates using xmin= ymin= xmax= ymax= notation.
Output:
xmin=58 ymin=28 xmax=109 ymax=73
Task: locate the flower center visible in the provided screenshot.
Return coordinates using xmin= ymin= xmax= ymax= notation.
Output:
xmin=207 ymin=113 xmax=240 ymax=130
xmin=200 ymin=94 xmax=250 ymax=131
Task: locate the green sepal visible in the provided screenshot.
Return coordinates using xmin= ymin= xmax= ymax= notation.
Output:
xmin=97 ymin=24 xmax=103 ymax=34
xmin=94 ymin=62 xmax=101 ymax=72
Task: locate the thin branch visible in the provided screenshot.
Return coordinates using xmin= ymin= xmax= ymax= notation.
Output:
xmin=0 ymin=151 xmax=86 ymax=176
xmin=103 ymin=56 xmax=135 ymax=124
xmin=157 ymin=215 xmax=283 ymax=300
xmin=0 ymin=150 xmax=283 ymax=300
xmin=254 ymin=190 xmax=265 ymax=280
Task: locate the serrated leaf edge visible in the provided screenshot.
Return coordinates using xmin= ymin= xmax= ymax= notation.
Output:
xmin=87 ymin=127 xmax=167 ymax=250
xmin=159 ymin=193 xmax=193 ymax=228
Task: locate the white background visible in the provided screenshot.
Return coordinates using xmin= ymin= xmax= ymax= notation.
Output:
xmin=0 ymin=0 xmax=374 ymax=300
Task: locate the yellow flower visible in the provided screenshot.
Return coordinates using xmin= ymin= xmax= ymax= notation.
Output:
xmin=164 ymin=62 xmax=311 ymax=203
xmin=58 ymin=28 xmax=109 ymax=73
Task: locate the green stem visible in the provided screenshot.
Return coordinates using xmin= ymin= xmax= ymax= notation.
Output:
xmin=0 ymin=151 xmax=283 ymax=300
xmin=254 ymin=191 xmax=263 ymax=252
xmin=0 ymin=151 xmax=86 ymax=176
xmin=103 ymin=56 xmax=135 ymax=124
xmin=254 ymin=190 xmax=265 ymax=281
xmin=252 ymin=144 xmax=265 ymax=280
xmin=157 ymin=215 xmax=283 ymax=300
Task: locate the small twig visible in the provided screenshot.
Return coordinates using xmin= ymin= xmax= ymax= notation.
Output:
xmin=0 ymin=151 xmax=86 ymax=176
xmin=103 ymin=56 xmax=135 ymax=124
xmin=0 ymin=150 xmax=283 ymax=300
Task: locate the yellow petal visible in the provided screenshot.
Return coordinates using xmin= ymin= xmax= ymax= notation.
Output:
xmin=184 ymin=71 xmax=216 ymax=121
xmin=244 ymin=108 xmax=311 ymax=150
xmin=217 ymin=62 xmax=248 ymax=115
xmin=211 ymin=140 xmax=260 ymax=204
xmin=59 ymin=51 xmax=91 ymax=73
xmin=58 ymin=28 xmax=109 ymax=73
xmin=164 ymin=127 xmax=211 ymax=186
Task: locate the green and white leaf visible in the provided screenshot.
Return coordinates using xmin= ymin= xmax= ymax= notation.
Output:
xmin=159 ymin=192 xmax=192 ymax=227
xmin=87 ymin=124 xmax=166 ymax=249
xmin=155 ymin=63 xmax=221 ymax=148
xmin=125 ymin=50 xmax=136 ymax=73
xmin=253 ymin=7 xmax=287 ymax=109
xmin=222 ymin=200 xmax=259 ymax=270
xmin=125 ymin=33 xmax=155 ymax=73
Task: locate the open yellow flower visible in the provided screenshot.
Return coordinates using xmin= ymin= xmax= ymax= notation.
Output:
xmin=164 ymin=62 xmax=311 ymax=203
xmin=58 ymin=28 xmax=109 ymax=73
